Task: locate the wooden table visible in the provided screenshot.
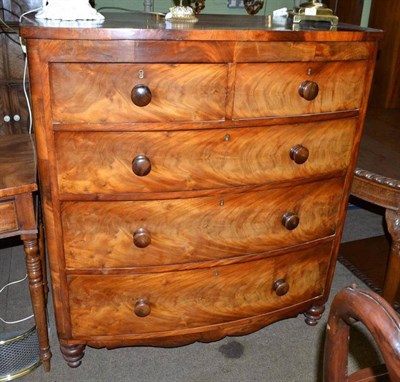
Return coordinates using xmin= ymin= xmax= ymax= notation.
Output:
xmin=351 ymin=108 xmax=400 ymax=306
xmin=0 ymin=134 xmax=51 ymax=371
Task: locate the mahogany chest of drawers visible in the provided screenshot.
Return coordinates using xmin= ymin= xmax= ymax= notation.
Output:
xmin=20 ymin=13 xmax=382 ymax=367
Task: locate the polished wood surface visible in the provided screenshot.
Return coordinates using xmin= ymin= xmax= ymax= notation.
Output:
xmin=20 ymin=14 xmax=381 ymax=367
xmin=62 ymin=180 xmax=342 ymax=269
xmin=356 ymin=109 xmax=400 ymax=180
xmin=0 ymin=134 xmax=36 ymax=197
xmin=233 ymin=61 xmax=367 ymax=118
xmin=0 ymin=134 xmax=51 ymax=371
xmin=324 ymin=285 xmax=400 ymax=382
xmin=20 ymin=13 xmax=382 ymax=41
xmin=0 ymin=32 xmax=30 ymax=135
xmin=68 ymin=243 xmax=331 ymax=338
xmin=50 ymin=63 xmax=227 ymax=123
xmin=351 ymin=108 xmax=400 ymax=306
xmin=54 ymin=120 xmax=356 ymax=196
xmin=368 ymin=0 xmax=400 ymax=109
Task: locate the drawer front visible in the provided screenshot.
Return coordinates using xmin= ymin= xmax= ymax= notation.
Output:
xmin=62 ymin=178 xmax=343 ymax=269
xmin=68 ymin=242 xmax=332 ymax=337
xmin=50 ymin=63 xmax=228 ymax=124
xmin=233 ymin=61 xmax=367 ymax=119
xmin=55 ymin=119 xmax=355 ymax=195
xmin=0 ymin=199 xmax=18 ymax=234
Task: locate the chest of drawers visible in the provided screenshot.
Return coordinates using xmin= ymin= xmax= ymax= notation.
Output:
xmin=20 ymin=13 xmax=382 ymax=367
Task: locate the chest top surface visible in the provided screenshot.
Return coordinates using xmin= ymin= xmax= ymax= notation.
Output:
xmin=20 ymin=12 xmax=382 ymax=42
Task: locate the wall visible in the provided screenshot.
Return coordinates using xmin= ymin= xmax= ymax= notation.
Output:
xmin=96 ymin=0 xmax=306 ymax=17
xmin=95 ymin=0 xmax=370 ymax=24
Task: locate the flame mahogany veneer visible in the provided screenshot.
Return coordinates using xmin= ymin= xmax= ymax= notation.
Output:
xmin=20 ymin=13 xmax=382 ymax=368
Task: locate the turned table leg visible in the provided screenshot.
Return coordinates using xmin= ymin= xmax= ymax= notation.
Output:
xmin=23 ymin=235 xmax=52 ymax=372
xmin=382 ymin=209 xmax=400 ymax=306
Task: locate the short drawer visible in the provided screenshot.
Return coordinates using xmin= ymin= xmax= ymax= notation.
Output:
xmin=68 ymin=242 xmax=332 ymax=337
xmin=0 ymin=199 xmax=18 ymax=234
xmin=62 ymin=178 xmax=343 ymax=269
xmin=55 ymin=119 xmax=356 ymax=195
xmin=233 ymin=61 xmax=367 ymax=119
xmin=50 ymin=63 xmax=228 ymax=124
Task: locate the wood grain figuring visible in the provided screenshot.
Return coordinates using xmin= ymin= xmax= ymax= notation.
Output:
xmin=19 ymin=13 xmax=381 ymax=366
xmin=0 ymin=134 xmax=37 ymax=197
xmin=36 ymin=40 xmax=235 ymax=64
xmin=0 ymin=200 xmax=18 ymax=233
xmin=50 ymin=63 xmax=228 ymax=124
xmin=33 ymin=41 xmax=373 ymax=66
xmin=62 ymin=178 xmax=343 ymax=269
xmin=233 ymin=61 xmax=367 ymax=119
xmin=68 ymin=243 xmax=332 ymax=337
xmin=235 ymin=42 xmax=374 ymax=62
xmin=55 ymin=119 xmax=356 ymax=195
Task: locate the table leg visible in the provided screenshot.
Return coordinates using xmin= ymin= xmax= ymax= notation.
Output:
xmin=38 ymin=223 xmax=49 ymax=302
xmin=383 ymin=209 xmax=400 ymax=306
xmin=23 ymin=235 xmax=52 ymax=372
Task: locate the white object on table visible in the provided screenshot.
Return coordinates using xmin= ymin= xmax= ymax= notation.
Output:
xmin=35 ymin=0 xmax=104 ymax=21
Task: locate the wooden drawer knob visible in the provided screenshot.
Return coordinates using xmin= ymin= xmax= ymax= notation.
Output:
xmin=132 ymin=155 xmax=151 ymax=176
xmin=134 ymin=299 xmax=151 ymax=317
xmin=290 ymin=144 xmax=309 ymax=164
xmin=131 ymin=84 xmax=152 ymax=107
xmin=298 ymin=80 xmax=319 ymax=101
xmin=273 ymin=279 xmax=289 ymax=296
xmin=133 ymin=228 xmax=151 ymax=248
xmin=282 ymin=212 xmax=300 ymax=230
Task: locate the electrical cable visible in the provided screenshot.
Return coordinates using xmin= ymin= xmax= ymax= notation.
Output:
xmin=18 ymin=8 xmax=43 ymax=135
xmin=1 ymin=29 xmax=20 ymax=45
xmin=23 ymin=55 xmax=33 ymax=134
xmin=0 ymin=14 xmax=18 ymax=33
xmin=0 ymin=274 xmax=34 ymax=325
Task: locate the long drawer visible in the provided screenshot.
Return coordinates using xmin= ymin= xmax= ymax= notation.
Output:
xmin=50 ymin=63 xmax=228 ymax=124
xmin=233 ymin=61 xmax=367 ymax=119
xmin=62 ymin=178 xmax=343 ymax=269
xmin=55 ymin=119 xmax=356 ymax=195
xmin=0 ymin=199 xmax=18 ymax=234
xmin=68 ymin=242 xmax=332 ymax=337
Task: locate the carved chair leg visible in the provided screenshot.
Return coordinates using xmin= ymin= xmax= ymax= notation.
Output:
xmin=304 ymin=304 xmax=325 ymax=326
xmin=324 ymin=285 xmax=400 ymax=382
xmin=60 ymin=344 xmax=86 ymax=368
xmin=382 ymin=209 xmax=400 ymax=306
xmin=23 ymin=236 xmax=52 ymax=372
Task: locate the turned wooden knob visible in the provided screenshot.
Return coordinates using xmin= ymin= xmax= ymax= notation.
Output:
xmin=134 ymin=299 xmax=151 ymax=317
xmin=131 ymin=84 xmax=152 ymax=107
xmin=132 ymin=155 xmax=151 ymax=176
xmin=290 ymin=144 xmax=309 ymax=164
xmin=273 ymin=279 xmax=289 ymax=296
xmin=133 ymin=228 xmax=151 ymax=248
xmin=282 ymin=212 xmax=300 ymax=230
xmin=298 ymin=80 xmax=319 ymax=101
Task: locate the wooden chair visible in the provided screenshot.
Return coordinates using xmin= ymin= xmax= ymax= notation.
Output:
xmin=324 ymin=285 xmax=400 ymax=382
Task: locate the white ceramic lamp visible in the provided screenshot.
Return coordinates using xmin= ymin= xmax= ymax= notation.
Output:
xmin=35 ymin=0 xmax=105 ymax=21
